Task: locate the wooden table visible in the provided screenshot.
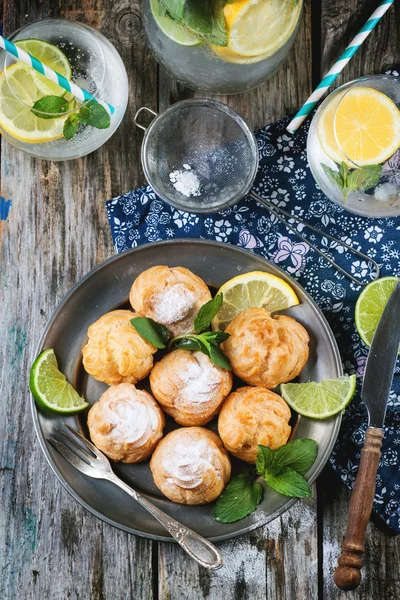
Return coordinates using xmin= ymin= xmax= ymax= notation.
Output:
xmin=1 ymin=1 xmax=399 ymax=598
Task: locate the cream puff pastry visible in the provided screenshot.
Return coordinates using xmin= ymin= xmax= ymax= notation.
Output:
xmin=150 ymin=350 xmax=232 ymax=426
xmin=150 ymin=427 xmax=231 ymax=505
xmin=87 ymin=383 xmax=165 ymax=463
xmin=218 ymin=386 xmax=291 ymax=463
xmin=82 ymin=310 xmax=157 ymax=385
xmin=129 ymin=266 xmax=212 ymax=337
xmin=222 ymin=308 xmax=309 ymax=388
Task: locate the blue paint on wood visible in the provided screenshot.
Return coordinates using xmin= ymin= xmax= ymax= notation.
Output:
xmin=0 ymin=197 xmax=12 ymax=221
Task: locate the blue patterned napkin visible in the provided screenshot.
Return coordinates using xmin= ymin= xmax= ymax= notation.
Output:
xmin=105 ymin=90 xmax=400 ymax=534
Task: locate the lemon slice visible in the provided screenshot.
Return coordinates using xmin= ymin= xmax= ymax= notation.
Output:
xmin=212 ymin=271 xmax=299 ymax=331
xmin=15 ymin=39 xmax=72 ymax=95
xmin=0 ymin=39 xmax=72 ymax=144
xmin=210 ymin=45 xmax=271 ymax=65
xmin=318 ymin=87 xmax=400 ymax=166
xmin=223 ymin=0 xmax=302 ymax=59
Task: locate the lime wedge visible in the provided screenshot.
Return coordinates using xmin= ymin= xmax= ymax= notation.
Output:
xmin=281 ymin=375 xmax=356 ymax=419
xmin=30 ymin=349 xmax=89 ymax=414
xmin=355 ymin=277 xmax=400 ymax=348
xmin=15 ymin=39 xmax=72 ymax=96
xmin=150 ymin=0 xmax=201 ymax=46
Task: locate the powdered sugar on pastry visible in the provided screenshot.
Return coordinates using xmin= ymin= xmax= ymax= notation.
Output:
xmin=150 ymin=284 xmax=196 ymax=325
xmin=87 ymin=383 xmax=165 ymax=464
xmin=179 ymin=352 xmax=222 ymax=404
xmin=162 ymin=437 xmax=215 ymax=490
xmin=105 ymin=392 xmax=159 ymax=446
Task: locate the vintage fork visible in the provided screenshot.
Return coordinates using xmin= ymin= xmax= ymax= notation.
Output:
xmin=48 ymin=425 xmax=223 ymax=570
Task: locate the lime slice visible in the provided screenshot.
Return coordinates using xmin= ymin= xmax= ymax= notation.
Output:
xmin=15 ymin=39 xmax=72 ymax=96
xmin=212 ymin=271 xmax=299 ymax=331
xmin=150 ymin=0 xmax=201 ymax=46
xmin=30 ymin=349 xmax=89 ymax=414
xmin=355 ymin=277 xmax=400 ymax=348
xmin=281 ymin=375 xmax=356 ymax=419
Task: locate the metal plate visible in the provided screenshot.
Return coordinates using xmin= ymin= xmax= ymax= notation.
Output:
xmin=31 ymin=240 xmax=342 ymax=542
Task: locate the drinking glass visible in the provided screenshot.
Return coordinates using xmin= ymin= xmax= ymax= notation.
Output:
xmin=307 ymin=75 xmax=400 ymax=218
xmin=142 ymin=0 xmax=303 ymax=94
xmin=0 ymin=19 xmax=129 ymax=160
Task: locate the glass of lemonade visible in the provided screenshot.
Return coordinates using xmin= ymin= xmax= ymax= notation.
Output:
xmin=307 ymin=75 xmax=400 ymax=218
xmin=0 ymin=19 xmax=129 ymax=160
xmin=142 ymin=0 xmax=303 ymax=94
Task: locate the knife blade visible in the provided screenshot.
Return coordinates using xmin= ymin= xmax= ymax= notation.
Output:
xmin=361 ymin=280 xmax=400 ymax=428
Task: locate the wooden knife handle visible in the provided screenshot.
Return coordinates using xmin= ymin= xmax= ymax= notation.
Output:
xmin=334 ymin=427 xmax=384 ymax=591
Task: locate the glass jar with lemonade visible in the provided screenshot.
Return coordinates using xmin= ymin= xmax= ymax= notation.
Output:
xmin=0 ymin=19 xmax=128 ymax=160
xmin=307 ymin=75 xmax=400 ymax=218
xmin=143 ymin=0 xmax=303 ymax=94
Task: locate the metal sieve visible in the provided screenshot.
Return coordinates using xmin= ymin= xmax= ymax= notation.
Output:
xmin=134 ymin=98 xmax=379 ymax=285
xmin=134 ymin=99 xmax=259 ymax=213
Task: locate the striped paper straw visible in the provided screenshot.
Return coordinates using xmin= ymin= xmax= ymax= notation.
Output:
xmin=286 ymin=0 xmax=394 ymax=134
xmin=0 ymin=34 xmax=114 ymax=115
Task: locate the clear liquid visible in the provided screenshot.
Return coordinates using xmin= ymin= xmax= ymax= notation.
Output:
xmin=307 ymin=77 xmax=400 ymax=218
xmin=143 ymin=0 xmax=303 ymax=94
xmin=0 ymin=19 xmax=129 ymax=160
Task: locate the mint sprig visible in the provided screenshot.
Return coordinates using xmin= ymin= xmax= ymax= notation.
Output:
xmin=215 ymin=439 xmax=318 ymax=523
xmin=159 ymin=0 xmax=229 ymax=46
xmin=322 ymin=161 xmax=382 ymax=202
xmin=130 ymin=294 xmax=231 ymax=369
xmin=31 ymin=96 xmax=111 ymax=141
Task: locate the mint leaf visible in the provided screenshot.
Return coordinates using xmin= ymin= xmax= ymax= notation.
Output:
xmin=198 ymin=330 xmax=230 ymax=344
xmin=256 ymin=445 xmax=281 ymax=476
xmin=210 ymin=0 xmax=228 ymax=46
xmin=77 ymin=105 xmax=91 ymax=124
xmin=207 ymin=343 xmax=231 ymax=370
xmin=194 ymin=293 xmax=224 ymax=332
xmin=264 ymin=467 xmax=312 ymax=498
xmin=31 ymin=95 xmax=69 ymax=119
xmin=63 ymin=115 xmax=79 ymax=141
xmin=346 ymin=164 xmax=382 ymax=194
xmin=85 ymin=100 xmax=110 ymax=129
xmin=160 ymin=0 xmax=186 ymax=20
xmin=271 ymin=439 xmax=318 ymax=475
xmin=183 ymin=1 xmax=212 ymax=35
xmin=130 ymin=317 xmax=170 ymax=348
xmin=339 ymin=161 xmax=350 ymax=183
xmin=215 ymin=473 xmax=263 ymax=523
xmin=174 ymin=337 xmax=203 ymax=351
xmin=321 ymin=163 xmax=343 ymax=190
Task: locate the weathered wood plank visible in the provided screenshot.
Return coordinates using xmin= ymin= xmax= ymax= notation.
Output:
xmin=0 ymin=1 xmax=157 ymax=599
xmin=320 ymin=0 xmax=400 ymax=86
xmin=158 ymin=495 xmax=318 ymax=600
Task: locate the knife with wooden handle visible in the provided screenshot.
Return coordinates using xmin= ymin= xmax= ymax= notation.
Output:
xmin=334 ymin=280 xmax=400 ymax=591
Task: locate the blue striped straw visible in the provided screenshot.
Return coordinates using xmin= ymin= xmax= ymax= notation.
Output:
xmin=286 ymin=0 xmax=394 ymax=134
xmin=0 ymin=34 xmax=114 ymax=115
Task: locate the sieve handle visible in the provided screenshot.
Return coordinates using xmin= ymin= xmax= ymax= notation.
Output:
xmin=134 ymin=106 xmax=158 ymax=131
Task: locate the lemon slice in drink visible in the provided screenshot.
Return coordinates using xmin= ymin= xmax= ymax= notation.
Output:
xmin=281 ymin=375 xmax=356 ymax=419
xmin=0 ymin=39 xmax=72 ymax=143
xmin=30 ymin=349 xmax=89 ymax=414
xmin=150 ymin=0 xmax=200 ymax=46
xmin=223 ymin=0 xmax=302 ymax=58
xmin=355 ymin=276 xmax=400 ymax=348
xmin=318 ymin=87 xmax=400 ymax=166
xmin=211 ymin=271 xmax=299 ymax=331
